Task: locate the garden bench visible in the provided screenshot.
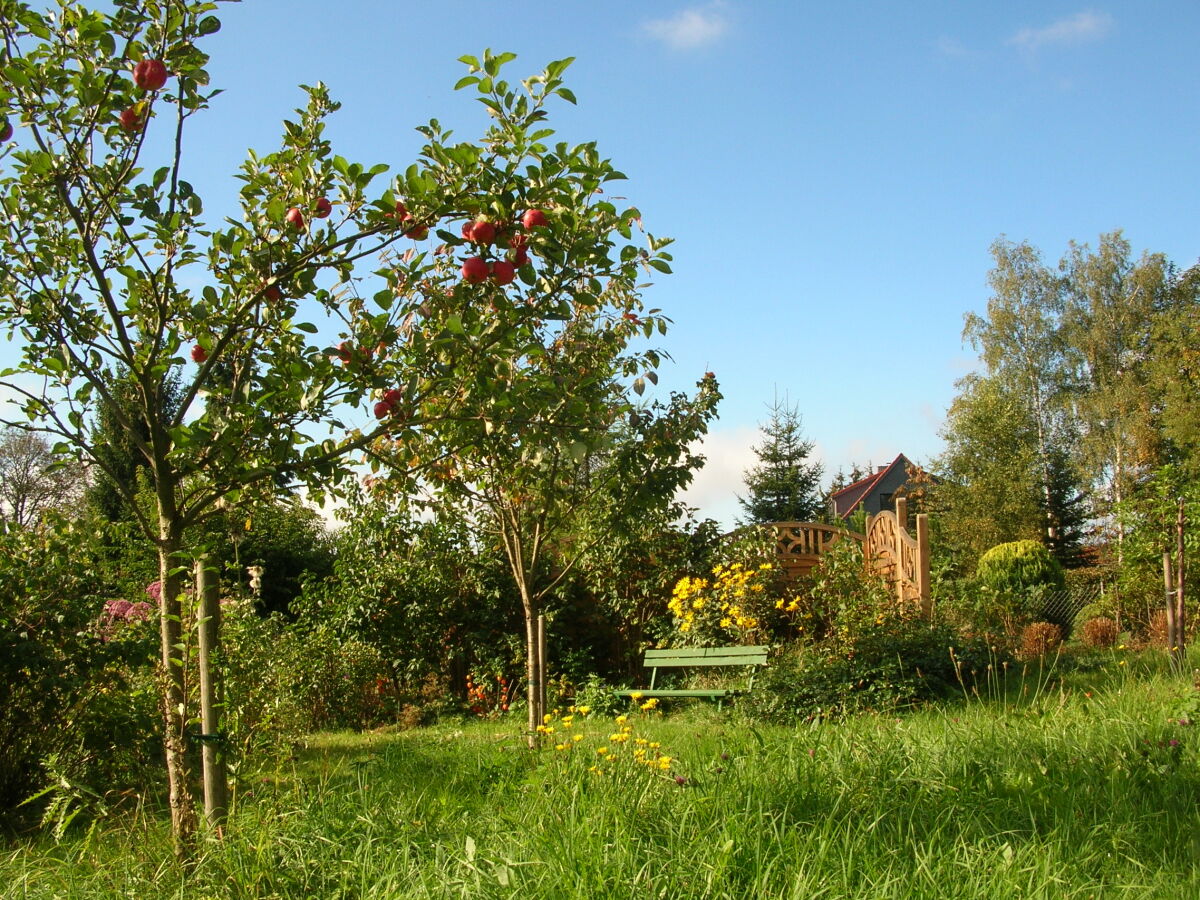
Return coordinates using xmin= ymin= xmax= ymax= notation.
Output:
xmin=614 ymin=645 xmax=770 ymax=709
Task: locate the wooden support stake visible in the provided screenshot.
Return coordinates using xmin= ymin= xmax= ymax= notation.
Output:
xmin=195 ymin=557 xmax=228 ymax=832
xmin=1174 ymin=498 xmax=1187 ymax=668
xmin=537 ymin=614 xmax=547 ymax=725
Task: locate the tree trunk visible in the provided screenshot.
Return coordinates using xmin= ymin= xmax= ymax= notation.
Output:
xmin=157 ymin=539 xmax=197 ymax=856
xmin=195 ymin=556 xmax=229 ymax=832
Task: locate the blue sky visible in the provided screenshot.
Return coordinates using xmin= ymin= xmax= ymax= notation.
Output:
xmin=12 ymin=2 xmax=1200 ymax=528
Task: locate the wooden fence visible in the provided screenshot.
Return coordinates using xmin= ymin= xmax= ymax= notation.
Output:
xmin=767 ymin=498 xmax=931 ymax=616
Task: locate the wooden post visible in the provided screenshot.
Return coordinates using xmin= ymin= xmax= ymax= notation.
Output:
xmin=863 ymin=513 xmax=873 ymax=575
xmin=1164 ymin=550 xmax=1177 ymax=656
xmin=195 ymin=558 xmax=228 ymax=832
xmin=537 ymin=614 xmax=547 ymax=723
xmin=895 ymin=497 xmax=907 ymax=531
xmin=916 ymin=513 xmax=931 ymax=619
xmin=1174 ymin=498 xmax=1187 ymax=669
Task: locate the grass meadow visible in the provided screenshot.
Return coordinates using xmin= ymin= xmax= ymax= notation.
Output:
xmin=5 ymin=650 xmax=1200 ymax=899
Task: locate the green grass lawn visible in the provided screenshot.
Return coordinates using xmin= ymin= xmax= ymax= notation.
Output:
xmin=5 ymin=651 xmax=1200 ymax=898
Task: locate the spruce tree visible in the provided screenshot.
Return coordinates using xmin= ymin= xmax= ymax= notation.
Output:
xmin=739 ymin=397 xmax=823 ymax=523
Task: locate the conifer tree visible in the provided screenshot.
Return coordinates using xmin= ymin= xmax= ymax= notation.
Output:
xmin=739 ymin=396 xmax=822 ymax=523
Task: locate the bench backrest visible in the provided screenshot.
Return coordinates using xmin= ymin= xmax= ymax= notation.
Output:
xmin=644 ymin=645 xmax=770 ymax=668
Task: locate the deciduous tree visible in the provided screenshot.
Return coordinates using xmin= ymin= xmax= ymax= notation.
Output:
xmin=0 ymin=2 xmax=625 ymax=850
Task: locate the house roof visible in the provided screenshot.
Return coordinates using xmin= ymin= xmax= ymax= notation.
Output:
xmin=830 ymin=453 xmax=909 ymax=519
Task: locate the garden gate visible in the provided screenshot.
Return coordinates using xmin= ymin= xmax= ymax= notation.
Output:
xmin=768 ymin=497 xmax=931 ymax=616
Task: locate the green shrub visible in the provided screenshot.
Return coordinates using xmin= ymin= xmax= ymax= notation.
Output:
xmin=968 ymin=541 xmax=1066 ymax=636
xmin=0 ymin=516 xmax=161 ymax=827
xmin=977 ymin=540 xmax=1065 ymax=595
xmin=741 ymin=622 xmax=996 ymax=723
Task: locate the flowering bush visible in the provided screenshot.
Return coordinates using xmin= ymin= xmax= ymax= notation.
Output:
xmin=666 ymin=530 xmax=786 ymax=645
xmin=95 ymin=597 xmax=154 ymax=642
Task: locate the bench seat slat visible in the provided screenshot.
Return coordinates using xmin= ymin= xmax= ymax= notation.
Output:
xmin=614 ymin=688 xmax=744 ymax=699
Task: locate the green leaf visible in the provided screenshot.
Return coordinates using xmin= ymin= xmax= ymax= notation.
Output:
xmin=197 ymin=15 xmax=221 ymax=35
xmin=555 ymin=88 xmax=577 ymax=105
xmin=455 ymin=76 xmax=480 ymax=90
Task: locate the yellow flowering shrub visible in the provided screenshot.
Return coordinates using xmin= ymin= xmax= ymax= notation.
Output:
xmin=666 ymin=529 xmax=787 ymax=644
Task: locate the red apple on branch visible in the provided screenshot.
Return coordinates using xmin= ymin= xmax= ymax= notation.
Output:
xmin=0 ymin=118 xmax=12 ymax=142
xmin=490 ymin=260 xmax=516 ymax=285
xmin=133 ymin=59 xmax=168 ymax=91
xmin=118 ymin=107 xmax=144 ymax=132
xmin=190 ymin=344 xmax=208 ymax=363
xmin=313 ymin=197 xmax=332 ymax=218
xmin=285 ymin=207 xmax=305 ymax=231
xmin=401 ymin=214 xmax=428 ymax=240
xmin=522 ymin=209 xmax=548 ymax=229
xmin=373 ymin=400 xmax=395 ymax=419
xmin=470 ymin=219 xmax=496 ymax=245
xmin=461 ymin=256 xmax=488 ymax=284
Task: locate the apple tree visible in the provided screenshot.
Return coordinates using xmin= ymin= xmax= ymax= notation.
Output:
xmin=365 ymin=56 xmax=720 ymax=738
xmin=0 ymin=0 xmax=653 ymax=849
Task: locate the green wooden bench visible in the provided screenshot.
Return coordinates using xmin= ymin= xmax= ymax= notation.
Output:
xmin=614 ymin=645 xmax=770 ymax=708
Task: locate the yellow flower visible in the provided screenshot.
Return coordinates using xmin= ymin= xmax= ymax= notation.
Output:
xmin=630 ymin=691 xmax=643 ymax=701
xmin=572 ymin=733 xmax=583 ymax=742
xmin=596 ymin=746 xmax=609 ymax=756
xmin=543 ymin=713 xmax=553 ymax=724
xmin=658 ymin=757 xmax=672 ymax=770
xmin=640 ymin=698 xmax=659 ymax=711
xmin=554 ymin=743 xmax=567 ymax=751
xmin=616 ymin=715 xmax=627 ymax=724
xmin=576 ymin=705 xmax=591 ymax=716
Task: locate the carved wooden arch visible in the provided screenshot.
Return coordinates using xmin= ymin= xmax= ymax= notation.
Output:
xmin=765 ymin=498 xmax=931 ymax=617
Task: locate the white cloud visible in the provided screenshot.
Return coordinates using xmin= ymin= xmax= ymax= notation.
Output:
xmin=935 ymin=35 xmax=970 ymax=58
xmin=676 ymin=425 xmax=756 ymax=529
xmin=676 ymin=425 xmax=833 ymax=531
xmin=642 ymin=2 xmax=730 ymax=51
xmin=1008 ymin=10 xmax=1113 ymax=51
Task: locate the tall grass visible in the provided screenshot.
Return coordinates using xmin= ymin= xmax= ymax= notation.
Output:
xmin=5 ymin=650 xmax=1200 ymax=898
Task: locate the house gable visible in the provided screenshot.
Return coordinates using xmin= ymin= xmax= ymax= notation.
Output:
xmin=830 ymin=453 xmax=914 ymax=520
